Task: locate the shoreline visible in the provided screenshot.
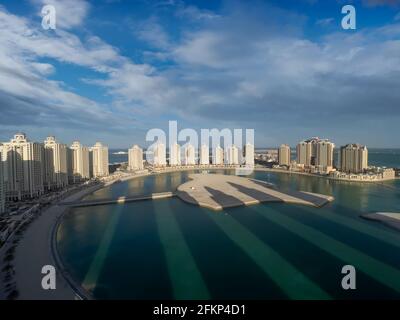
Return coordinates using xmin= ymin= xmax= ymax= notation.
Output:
xmin=0 ymin=182 xmax=104 ymax=300
xmin=3 ymin=165 xmax=398 ymax=300
xmin=50 ymin=205 xmax=92 ymax=300
xmin=106 ymin=166 xmax=398 ymax=186
xmin=253 ymin=167 xmax=398 ymax=183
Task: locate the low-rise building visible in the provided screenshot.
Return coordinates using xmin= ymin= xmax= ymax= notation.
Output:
xmin=330 ymin=167 xmax=395 ymax=181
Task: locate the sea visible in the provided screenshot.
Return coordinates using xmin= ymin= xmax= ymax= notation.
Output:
xmin=55 ymin=149 xmax=400 ymax=299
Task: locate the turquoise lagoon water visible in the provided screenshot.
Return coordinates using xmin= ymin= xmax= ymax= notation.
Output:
xmin=56 ymin=170 xmax=400 ymax=299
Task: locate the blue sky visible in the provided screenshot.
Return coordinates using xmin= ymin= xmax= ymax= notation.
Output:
xmin=0 ymin=0 xmax=399 ymax=148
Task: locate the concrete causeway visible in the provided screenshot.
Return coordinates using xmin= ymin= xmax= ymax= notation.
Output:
xmin=176 ymin=174 xmax=334 ymax=211
xmin=60 ymin=191 xmax=175 ymax=207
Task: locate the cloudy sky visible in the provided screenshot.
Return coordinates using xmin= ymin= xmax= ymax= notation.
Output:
xmin=0 ymin=0 xmax=399 ymax=148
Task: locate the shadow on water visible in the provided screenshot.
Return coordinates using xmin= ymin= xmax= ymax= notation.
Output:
xmin=228 ymin=204 xmax=400 ymax=299
xmin=250 ymin=179 xmax=276 ymax=189
xmin=170 ymin=199 xmax=288 ymax=299
xmin=152 ymin=198 xmax=210 ymax=300
xmin=88 ymin=201 xmax=173 ymax=299
xmin=57 ymin=170 xmax=400 ymax=299
xmin=287 ymin=190 xmax=330 ymax=205
xmin=175 ymin=190 xmax=200 ymax=207
xmin=276 ymin=203 xmax=400 ymax=269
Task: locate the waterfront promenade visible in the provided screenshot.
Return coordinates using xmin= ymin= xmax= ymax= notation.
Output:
xmin=0 ymin=184 xmax=104 ymax=299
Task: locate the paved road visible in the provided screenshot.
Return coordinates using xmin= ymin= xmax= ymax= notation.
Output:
xmin=1 ymin=184 xmax=101 ymax=300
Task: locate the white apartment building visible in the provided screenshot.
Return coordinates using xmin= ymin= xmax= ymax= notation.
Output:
xmin=91 ymin=142 xmax=109 ymax=178
xmin=44 ymin=136 xmax=68 ymax=190
xmin=128 ymin=145 xmax=144 ymax=171
xmin=244 ymin=143 xmax=255 ymax=167
xmin=278 ymin=144 xmax=291 ymax=166
xmin=153 ymin=142 xmax=166 ymax=167
xmin=169 ymin=142 xmax=181 ymax=166
xmin=0 ymin=133 xmax=44 ymax=200
xmin=199 ymin=144 xmax=209 ymax=165
xmin=225 ymin=145 xmax=239 ymax=165
xmin=213 ymin=145 xmax=224 ymax=165
xmin=184 ymin=144 xmax=196 ymax=166
xmin=340 ymin=144 xmax=368 ymax=174
xmin=0 ymin=151 xmax=5 ymax=214
xmin=69 ymin=141 xmax=90 ymax=182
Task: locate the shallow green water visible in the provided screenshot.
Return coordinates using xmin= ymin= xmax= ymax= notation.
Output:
xmin=56 ymin=170 xmax=400 ymax=299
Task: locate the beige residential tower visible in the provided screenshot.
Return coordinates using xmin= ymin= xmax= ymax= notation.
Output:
xmin=128 ymin=145 xmax=144 ymax=171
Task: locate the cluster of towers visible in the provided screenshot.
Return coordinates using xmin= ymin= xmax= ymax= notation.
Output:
xmin=0 ymin=133 xmax=109 ymax=207
xmin=128 ymin=143 xmax=255 ymax=170
xmin=278 ymin=137 xmax=368 ymax=174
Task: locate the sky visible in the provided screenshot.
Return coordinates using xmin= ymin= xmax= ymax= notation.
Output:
xmin=0 ymin=0 xmax=400 ymax=148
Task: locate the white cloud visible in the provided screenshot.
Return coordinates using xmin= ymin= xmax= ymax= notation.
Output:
xmin=175 ymin=4 xmax=220 ymax=20
xmin=0 ymin=9 xmax=123 ymax=72
xmin=30 ymin=62 xmax=55 ymax=75
xmin=0 ymin=6 xmax=129 ymax=134
xmin=173 ymin=31 xmax=224 ymax=67
xmin=1 ymin=1 xmax=400 ymax=146
xmin=84 ymin=62 xmax=182 ymax=114
xmin=135 ymin=17 xmax=171 ymax=49
xmin=82 ymin=1 xmax=400 ymax=142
